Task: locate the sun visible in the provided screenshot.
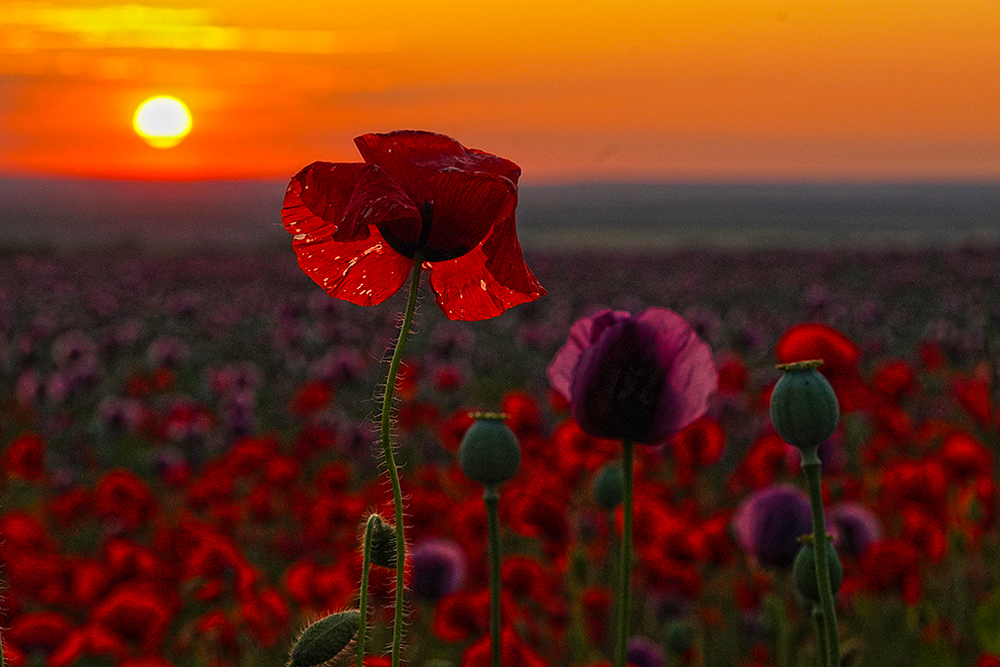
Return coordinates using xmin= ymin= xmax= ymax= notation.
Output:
xmin=133 ymin=96 xmax=192 ymax=149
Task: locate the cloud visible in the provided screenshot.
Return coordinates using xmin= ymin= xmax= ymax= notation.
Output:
xmin=0 ymin=2 xmax=395 ymax=55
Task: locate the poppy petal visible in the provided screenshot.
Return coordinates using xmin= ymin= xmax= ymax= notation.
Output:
xmin=355 ymin=131 xmax=521 ymax=202
xmin=637 ymin=308 xmax=719 ymax=442
xmin=482 ymin=211 xmax=546 ymax=295
xmin=427 ymin=242 xmax=544 ymax=321
xmin=546 ymin=310 xmax=631 ymax=403
xmin=292 ymin=229 xmax=414 ymax=307
xmin=422 ymin=170 xmax=517 ymax=260
xmin=282 ymin=162 xmax=421 ymax=243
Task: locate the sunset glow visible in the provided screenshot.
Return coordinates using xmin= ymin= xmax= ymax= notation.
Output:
xmin=0 ymin=0 xmax=997 ymax=181
xmin=133 ymin=96 xmax=191 ymax=148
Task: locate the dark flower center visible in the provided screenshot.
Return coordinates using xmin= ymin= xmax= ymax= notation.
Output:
xmin=377 ymin=200 xmax=470 ymax=262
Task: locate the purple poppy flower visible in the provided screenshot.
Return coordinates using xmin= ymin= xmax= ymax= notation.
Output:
xmin=627 ymin=636 xmax=666 ymax=667
xmin=733 ymin=484 xmax=814 ymax=570
xmin=829 ymin=501 xmax=882 ymax=558
xmin=547 ymin=308 xmax=717 ymax=444
xmin=410 ymin=538 xmax=467 ymax=601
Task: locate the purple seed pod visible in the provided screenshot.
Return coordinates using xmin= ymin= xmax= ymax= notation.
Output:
xmin=828 ymin=501 xmax=883 ymax=559
xmin=627 ymin=635 xmax=666 ymax=667
xmin=733 ymin=484 xmax=814 ymax=570
xmin=410 ymin=538 xmax=468 ymax=601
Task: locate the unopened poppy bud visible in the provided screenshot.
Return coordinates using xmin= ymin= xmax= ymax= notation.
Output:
xmin=793 ymin=538 xmax=843 ymax=605
xmin=368 ymin=514 xmax=397 ymax=569
xmin=458 ymin=412 xmax=520 ymax=486
xmin=288 ymin=609 xmax=359 ymax=667
xmin=591 ymin=463 xmax=624 ymax=510
xmin=770 ymin=360 xmax=840 ymax=450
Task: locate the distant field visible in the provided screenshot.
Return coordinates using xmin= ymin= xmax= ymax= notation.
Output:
xmin=1 ymin=178 xmax=998 ymax=251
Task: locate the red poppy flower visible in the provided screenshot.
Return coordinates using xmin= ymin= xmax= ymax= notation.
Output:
xmin=282 ymin=130 xmax=545 ymax=321
xmin=774 ymin=323 xmax=870 ymax=411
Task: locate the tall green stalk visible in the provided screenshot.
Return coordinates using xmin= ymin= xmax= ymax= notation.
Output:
xmin=801 ymin=446 xmax=840 ymax=667
xmin=812 ymin=606 xmax=829 ymax=667
xmin=615 ymin=440 xmax=634 ymax=667
xmin=357 ymin=514 xmax=378 ymax=667
xmin=380 ymin=254 xmax=423 ymax=667
xmin=485 ymin=485 xmax=502 ymax=667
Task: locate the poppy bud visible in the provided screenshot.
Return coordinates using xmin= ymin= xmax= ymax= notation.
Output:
xmin=288 ymin=609 xmax=359 ymax=667
xmin=770 ymin=360 xmax=840 ymax=450
xmin=368 ymin=514 xmax=397 ymax=569
xmin=591 ymin=464 xmax=624 ymax=510
xmin=793 ymin=539 xmax=843 ymax=605
xmin=458 ymin=412 xmax=520 ymax=486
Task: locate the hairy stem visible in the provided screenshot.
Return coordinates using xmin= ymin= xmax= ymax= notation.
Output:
xmin=356 ymin=514 xmax=378 ymax=667
xmin=381 ymin=255 xmax=423 ymax=667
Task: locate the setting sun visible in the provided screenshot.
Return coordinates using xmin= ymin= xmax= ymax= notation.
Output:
xmin=133 ymin=96 xmax=192 ymax=149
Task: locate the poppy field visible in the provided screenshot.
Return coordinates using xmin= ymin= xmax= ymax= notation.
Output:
xmin=2 ymin=240 xmax=1000 ymax=667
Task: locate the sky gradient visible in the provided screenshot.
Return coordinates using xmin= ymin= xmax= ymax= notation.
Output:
xmin=1 ymin=0 xmax=998 ymax=182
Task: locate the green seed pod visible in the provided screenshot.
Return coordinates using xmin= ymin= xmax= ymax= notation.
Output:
xmin=770 ymin=360 xmax=840 ymax=449
xmin=288 ymin=609 xmax=359 ymax=667
xmin=368 ymin=514 xmax=397 ymax=569
xmin=590 ymin=463 xmax=624 ymax=510
xmin=793 ymin=540 xmax=843 ymax=605
xmin=458 ymin=412 xmax=520 ymax=485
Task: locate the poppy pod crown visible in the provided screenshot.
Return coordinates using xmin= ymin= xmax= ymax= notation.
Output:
xmin=283 ymin=130 xmax=544 ymax=321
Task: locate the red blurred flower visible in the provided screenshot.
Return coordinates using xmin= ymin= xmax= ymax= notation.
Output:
xmin=871 ymin=359 xmax=917 ymax=402
xmin=775 ymin=323 xmax=870 ymax=411
xmin=290 ymin=380 xmax=333 ymax=416
xmin=860 ymin=538 xmax=922 ymax=605
xmin=3 ymin=432 xmax=46 ymax=481
xmin=580 ymin=586 xmax=613 ymax=647
xmin=94 ymin=469 xmax=158 ymax=532
xmin=433 ymin=589 xmax=491 ymax=642
xmin=939 ymin=431 xmax=993 ymax=483
xmin=282 ymin=130 xmax=544 ymax=321
xmin=90 ymin=583 xmax=175 ymax=652
xmin=461 ymin=627 xmax=548 ymax=667
xmin=670 ymin=417 xmax=726 ymax=487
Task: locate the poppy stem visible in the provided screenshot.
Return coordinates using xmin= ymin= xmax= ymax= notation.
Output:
xmin=356 ymin=514 xmax=378 ymax=667
xmin=801 ymin=447 xmax=840 ymax=667
xmin=381 ymin=254 xmax=424 ymax=667
xmin=812 ymin=606 xmax=830 ymax=667
xmin=484 ymin=485 xmax=502 ymax=667
xmin=615 ymin=439 xmax=634 ymax=667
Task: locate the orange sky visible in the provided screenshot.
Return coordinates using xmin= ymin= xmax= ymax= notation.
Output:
xmin=1 ymin=0 xmax=998 ymax=182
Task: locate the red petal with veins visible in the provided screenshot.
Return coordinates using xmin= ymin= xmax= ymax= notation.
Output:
xmin=354 ymin=131 xmax=520 ymax=203
xmin=427 ymin=223 xmax=545 ymax=321
xmin=292 ymin=228 xmax=414 ymax=307
xmin=482 ymin=211 xmax=545 ymax=295
xmin=282 ymin=161 xmax=420 ymax=243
